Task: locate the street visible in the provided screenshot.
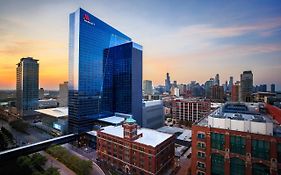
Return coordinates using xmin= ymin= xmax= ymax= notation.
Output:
xmin=62 ymin=143 xmax=105 ymax=175
xmin=40 ymin=151 xmax=76 ymax=175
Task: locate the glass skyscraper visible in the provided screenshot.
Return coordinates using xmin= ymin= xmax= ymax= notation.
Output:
xmin=69 ymin=8 xmax=142 ymax=133
xmin=103 ymin=42 xmax=143 ymax=126
xmin=16 ymin=57 xmax=39 ymax=117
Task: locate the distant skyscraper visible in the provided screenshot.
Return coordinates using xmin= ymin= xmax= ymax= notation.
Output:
xmin=214 ymin=73 xmax=220 ymax=86
xmin=68 ymin=8 xmax=141 ymax=133
xmin=229 ymin=76 xmax=233 ymax=91
xmin=16 ymin=57 xmax=39 ymax=116
xmin=143 ymin=80 xmax=153 ymax=95
xmin=211 ymin=85 xmax=224 ymax=102
xmin=165 ymin=73 xmax=171 ymax=93
xmin=231 ymin=81 xmax=240 ymax=102
xmin=39 ymin=88 xmax=44 ymax=100
xmin=256 ymin=84 xmax=267 ymax=92
xmin=205 ymin=79 xmax=214 ymax=98
xmin=271 ymin=84 xmax=276 ymax=93
xmin=240 ymin=71 xmax=253 ymax=102
xmin=58 ymin=81 xmax=68 ymax=107
xmin=173 ymin=80 xmax=177 ymax=87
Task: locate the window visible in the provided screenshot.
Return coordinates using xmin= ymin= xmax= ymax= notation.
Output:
xmin=230 ymin=158 xmax=245 ymax=175
xmin=197 ymin=142 xmax=206 ymax=150
xmin=197 ymin=151 xmax=205 ymax=159
xmin=252 ymin=140 xmax=270 ymax=160
xmin=230 ymin=135 xmax=245 ymax=155
xmin=211 ymin=132 xmax=225 ymax=150
xmin=278 ymin=144 xmax=281 ymax=163
xmin=252 ymin=163 xmax=270 ymax=175
xmin=211 ymin=153 xmax=224 ymax=175
xmin=197 ymin=171 xmax=205 ymax=175
xmin=197 ymin=133 xmax=205 ymax=140
xmin=197 ymin=162 xmax=205 ymax=170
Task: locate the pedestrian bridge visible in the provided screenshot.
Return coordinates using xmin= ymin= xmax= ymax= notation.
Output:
xmin=0 ymin=133 xmax=78 ymax=163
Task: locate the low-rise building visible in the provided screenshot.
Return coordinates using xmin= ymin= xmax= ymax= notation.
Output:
xmin=97 ymin=117 xmax=175 ymax=175
xmin=253 ymin=91 xmax=276 ymax=103
xmin=191 ymin=102 xmax=281 ymax=175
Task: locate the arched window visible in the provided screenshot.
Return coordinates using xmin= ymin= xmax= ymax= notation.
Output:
xmin=230 ymin=157 xmax=245 ymax=175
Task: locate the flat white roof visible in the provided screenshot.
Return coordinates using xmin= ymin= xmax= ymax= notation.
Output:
xmin=157 ymin=126 xmax=184 ymax=134
xmin=177 ymin=130 xmax=192 ymax=141
xmin=98 ymin=116 xmax=125 ymax=124
xmin=35 ymin=107 xmax=68 ymax=118
xmin=100 ymin=125 xmax=173 ymax=147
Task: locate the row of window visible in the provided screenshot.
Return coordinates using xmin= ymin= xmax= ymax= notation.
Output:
xmin=198 ymin=132 xmax=279 ymax=161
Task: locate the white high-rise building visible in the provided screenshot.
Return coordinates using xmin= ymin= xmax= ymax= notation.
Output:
xmin=58 ymin=81 xmax=68 ymax=107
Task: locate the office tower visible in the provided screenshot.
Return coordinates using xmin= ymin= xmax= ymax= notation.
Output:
xmin=211 ymin=85 xmax=224 ymax=102
xmin=256 ymin=84 xmax=267 ymax=92
xmin=231 ymin=81 xmax=240 ymax=102
xmin=97 ymin=117 xmax=175 ymax=175
xmin=68 ymin=8 xmax=140 ymax=133
xmin=102 ymin=42 xmax=143 ymax=126
xmin=191 ymin=102 xmax=281 ymax=175
xmin=165 ymin=73 xmax=171 ymax=93
xmin=214 ymin=74 xmax=220 ymax=86
xmin=271 ymin=84 xmax=276 ymax=93
xmin=170 ymin=86 xmax=180 ymax=97
xmin=143 ymin=80 xmax=153 ymax=95
xmin=39 ymin=88 xmax=44 ymax=100
xmin=16 ymin=57 xmax=39 ymax=116
xmin=58 ymin=81 xmax=68 ymax=107
xmin=240 ymin=71 xmax=253 ymax=102
xmin=229 ymin=76 xmax=233 ymax=91
xmin=223 ymin=81 xmax=228 ymax=92
xmin=142 ymin=100 xmax=164 ymax=129
xmin=173 ymin=80 xmax=177 ymax=87
xmin=172 ymin=98 xmax=211 ymax=123
xmin=205 ymin=78 xmax=214 ymax=98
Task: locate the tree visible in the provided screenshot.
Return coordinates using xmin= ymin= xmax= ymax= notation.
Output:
xmin=31 ymin=153 xmax=47 ymax=166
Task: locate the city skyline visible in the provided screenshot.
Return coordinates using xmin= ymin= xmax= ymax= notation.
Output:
xmin=0 ymin=1 xmax=281 ymax=90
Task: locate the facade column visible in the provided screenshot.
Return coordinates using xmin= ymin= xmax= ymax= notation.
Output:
xmin=245 ymin=135 xmax=252 ymax=175
xmin=224 ymin=132 xmax=230 ymax=175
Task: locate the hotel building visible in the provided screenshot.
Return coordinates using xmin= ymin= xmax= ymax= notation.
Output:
xmin=68 ymin=8 xmax=142 ymax=133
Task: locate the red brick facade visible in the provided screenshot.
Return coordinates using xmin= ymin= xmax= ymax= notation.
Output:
xmin=97 ymin=123 xmax=175 ymax=175
xmin=191 ymin=124 xmax=281 ymax=175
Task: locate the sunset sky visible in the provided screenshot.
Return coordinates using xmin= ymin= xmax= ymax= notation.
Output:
xmin=0 ymin=0 xmax=281 ymax=90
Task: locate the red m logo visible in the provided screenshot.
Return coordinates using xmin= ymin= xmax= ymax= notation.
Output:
xmin=83 ymin=14 xmax=90 ymax=21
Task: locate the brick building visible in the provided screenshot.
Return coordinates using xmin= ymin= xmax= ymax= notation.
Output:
xmin=211 ymin=85 xmax=224 ymax=102
xmin=172 ymin=98 xmax=211 ymax=123
xmin=97 ymin=117 xmax=175 ymax=175
xmin=191 ymin=102 xmax=281 ymax=175
xmin=231 ymin=84 xmax=239 ymax=102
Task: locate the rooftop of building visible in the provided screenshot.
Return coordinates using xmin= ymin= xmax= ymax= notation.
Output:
xmin=196 ymin=102 xmax=281 ymax=136
xmin=157 ymin=126 xmax=191 ymax=142
xmin=253 ymin=92 xmax=276 ymax=95
xmin=174 ymin=98 xmax=210 ymax=102
xmin=142 ymin=100 xmax=162 ymax=107
xmin=35 ymin=107 xmax=68 ymax=118
xmin=99 ymin=125 xmax=173 ymax=147
xmin=97 ymin=116 xmax=125 ymax=125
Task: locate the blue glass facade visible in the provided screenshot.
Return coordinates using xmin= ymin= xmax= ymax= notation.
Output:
xmin=102 ymin=42 xmax=143 ymax=126
xmin=69 ymin=8 xmax=142 ymax=133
